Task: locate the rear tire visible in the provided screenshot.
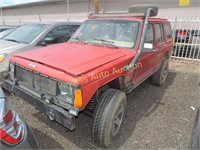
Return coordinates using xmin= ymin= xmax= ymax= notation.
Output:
xmin=152 ymin=58 xmax=169 ymax=86
xmin=91 ymin=88 xmax=126 ymax=147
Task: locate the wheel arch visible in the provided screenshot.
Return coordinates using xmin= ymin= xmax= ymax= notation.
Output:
xmin=83 ymin=76 xmax=126 ymax=109
xmin=164 ymin=50 xmax=171 ymax=59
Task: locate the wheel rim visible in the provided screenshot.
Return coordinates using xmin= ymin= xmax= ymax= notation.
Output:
xmin=111 ymin=104 xmax=124 ymax=136
xmin=162 ymin=64 xmax=168 ymax=82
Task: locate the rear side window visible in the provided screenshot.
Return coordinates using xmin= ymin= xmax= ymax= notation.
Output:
xmin=155 ymin=24 xmax=164 ymax=43
xmin=164 ymin=23 xmax=172 ymax=40
xmin=145 ymin=24 xmax=154 ymax=44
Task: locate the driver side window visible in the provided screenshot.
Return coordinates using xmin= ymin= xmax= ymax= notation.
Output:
xmin=45 ymin=28 xmax=57 ymax=38
xmin=145 ymin=24 xmax=154 ymax=44
xmin=45 ymin=25 xmax=71 ymax=44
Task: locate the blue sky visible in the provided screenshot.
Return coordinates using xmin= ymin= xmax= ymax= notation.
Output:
xmin=1 ymin=0 xmax=47 ymax=6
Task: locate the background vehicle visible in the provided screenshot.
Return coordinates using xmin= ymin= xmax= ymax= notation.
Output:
xmin=0 ymin=26 xmax=14 ymax=32
xmin=191 ymin=108 xmax=200 ymax=149
xmin=173 ymin=29 xmax=193 ymax=57
xmin=3 ymin=5 xmax=173 ymax=147
xmin=0 ymin=28 xmax=16 ymax=39
xmin=0 ymin=21 xmax=81 ymax=85
xmin=173 ymin=29 xmax=200 ymax=58
xmin=174 ymin=29 xmax=193 ymax=44
xmin=0 ymin=88 xmax=38 ymax=149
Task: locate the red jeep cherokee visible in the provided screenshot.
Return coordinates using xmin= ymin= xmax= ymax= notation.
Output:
xmin=3 ymin=5 xmax=173 ymax=147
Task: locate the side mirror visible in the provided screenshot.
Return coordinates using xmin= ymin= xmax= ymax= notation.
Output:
xmin=144 ymin=43 xmax=153 ymax=49
xmin=44 ymin=37 xmax=55 ymax=44
xmin=38 ymin=37 xmax=55 ymax=47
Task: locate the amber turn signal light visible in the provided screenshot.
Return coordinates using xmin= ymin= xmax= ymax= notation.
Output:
xmin=74 ymin=89 xmax=83 ymax=108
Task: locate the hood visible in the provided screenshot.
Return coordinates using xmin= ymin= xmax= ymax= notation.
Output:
xmin=14 ymin=43 xmax=129 ymax=76
xmin=0 ymin=40 xmax=27 ymax=54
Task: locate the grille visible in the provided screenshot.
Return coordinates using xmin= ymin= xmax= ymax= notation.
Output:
xmin=15 ymin=66 xmax=57 ymax=95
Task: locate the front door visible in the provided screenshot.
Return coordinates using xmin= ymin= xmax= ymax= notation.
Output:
xmin=134 ymin=23 xmax=157 ymax=84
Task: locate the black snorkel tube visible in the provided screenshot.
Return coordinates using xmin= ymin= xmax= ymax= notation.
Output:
xmin=126 ymin=6 xmax=157 ymax=70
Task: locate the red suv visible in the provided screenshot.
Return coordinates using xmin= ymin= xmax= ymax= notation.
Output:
xmin=3 ymin=5 xmax=173 ymax=147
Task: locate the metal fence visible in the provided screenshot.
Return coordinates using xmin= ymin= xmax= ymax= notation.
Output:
xmin=163 ymin=16 xmax=200 ymax=61
xmin=1 ymin=16 xmax=200 ymax=61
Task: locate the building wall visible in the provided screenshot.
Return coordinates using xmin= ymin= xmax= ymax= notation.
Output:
xmin=1 ymin=0 xmax=200 ymax=25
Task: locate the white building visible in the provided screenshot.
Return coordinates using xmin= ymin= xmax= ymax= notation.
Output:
xmin=1 ymin=0 xmax=200 ymax=25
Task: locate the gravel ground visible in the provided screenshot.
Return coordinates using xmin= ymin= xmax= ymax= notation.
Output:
xmin=7 ymin=60 xmax=200 ymax=149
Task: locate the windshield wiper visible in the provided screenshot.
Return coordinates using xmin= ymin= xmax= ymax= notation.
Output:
xmin=93 ymin=38 xmax=118 ymax=48
xmin=4 ymin=39 xmax=20 ymax=43
xmin=70 ymin=37 xmax=88 ymax=44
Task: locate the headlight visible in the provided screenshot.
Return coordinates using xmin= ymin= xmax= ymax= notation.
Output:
xmin=58 ymin=82 xmax=83 ymax=109
xmin=0 ymin=53 xmax=7 ymax=63
xmin=58 ymin=82 xmax=74 ymax=99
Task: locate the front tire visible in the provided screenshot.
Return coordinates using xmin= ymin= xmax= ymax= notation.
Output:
xmin=91 ymin=88 xmax=126 ymax=147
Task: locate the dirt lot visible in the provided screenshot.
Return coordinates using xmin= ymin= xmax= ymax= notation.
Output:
xmin=7 ymin=60 xmax=200 ymax=149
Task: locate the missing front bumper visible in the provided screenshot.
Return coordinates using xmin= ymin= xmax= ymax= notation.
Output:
xmin=3 ymin=79 xmax=76 ymax=131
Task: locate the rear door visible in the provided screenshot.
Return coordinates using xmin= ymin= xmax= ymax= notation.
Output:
xmin=163 ymin=23 xmax=173 ymax=54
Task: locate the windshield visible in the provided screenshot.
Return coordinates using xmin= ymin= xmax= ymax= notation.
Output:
xmin=0 ymin=28 xmax=15 ymax=39
xmin=69 ymin=20 xmax=140 ymax=48
xmin=3 ymin=23 xmax=49 ymax=44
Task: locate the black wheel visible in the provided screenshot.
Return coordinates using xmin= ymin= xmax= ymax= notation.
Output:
xmin=92 ymin=88 xmax=126 ymax=147
xmin=152 ymin=58 xmax=169 ymax=86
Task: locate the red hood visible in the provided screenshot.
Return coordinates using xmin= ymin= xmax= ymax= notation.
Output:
xmin=14 ymin=43 xmax=130 ymax=76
